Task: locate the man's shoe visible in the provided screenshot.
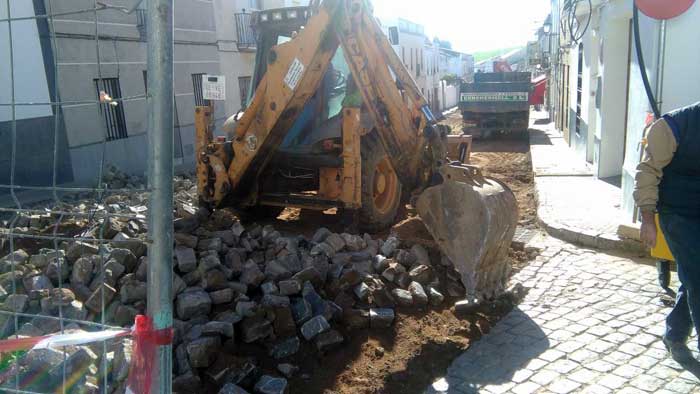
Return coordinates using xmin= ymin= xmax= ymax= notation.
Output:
xmin=663 ymin=337 xmax=695 ymax=365
xmin=657 ymin=260 xmax=671 ymax=289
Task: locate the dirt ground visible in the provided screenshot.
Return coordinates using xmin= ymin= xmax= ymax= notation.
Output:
xmin=287 ymin=300 xmax=514 ymax=394
xmin=275 ymin=111 xmax=536 ymax=230
xmin=407 ymin=109 xmax=536 ymax=228
xmin=254 ymin=111 xmax=538 ymax=394
xmin=471 ymin=147 xmax=536 ymax=228
xmin=0 ymin=111 xmax=539 ymax=394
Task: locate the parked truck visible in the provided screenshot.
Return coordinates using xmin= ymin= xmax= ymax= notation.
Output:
xmin=460 ymin=64 xmax=531 ymax=139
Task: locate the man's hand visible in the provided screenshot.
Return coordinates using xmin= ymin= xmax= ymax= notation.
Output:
xmin=640 ymin=211 xmax=657 ymax=249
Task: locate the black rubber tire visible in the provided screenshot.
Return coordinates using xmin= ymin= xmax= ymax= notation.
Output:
xmin=359 ymin=133 xmax=403 ymax=232
xmin=235 ymin=205 xmax=285 ymax=223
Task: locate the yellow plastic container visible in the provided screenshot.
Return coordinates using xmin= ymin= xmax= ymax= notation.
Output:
xmin=651 ymin=214 xmax=675 ymax=261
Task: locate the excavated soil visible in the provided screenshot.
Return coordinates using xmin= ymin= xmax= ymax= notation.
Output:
xmin=470 ymin=148 xmax=536 ymax=228
xmin=246 ymin=111 xmax=538 ymax=394
xmin=442 ymin=110 xmax=536 ymax=226
xmin=287 ymin=300 xmax=514 ymax=394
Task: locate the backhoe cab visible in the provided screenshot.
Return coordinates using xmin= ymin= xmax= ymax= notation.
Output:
xmin=204 ymin=1 xmax=444 ymax=230
xmin=196 ymin=0 xmax=518 ymax=300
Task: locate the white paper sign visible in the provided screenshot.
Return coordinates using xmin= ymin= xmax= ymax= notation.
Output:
xmin=460 ymin=92 xmax=529 ymax=102
xmin=284 ymin=58 xmax=305 ymax=91
xmin=203 ymin=75 xmax=226 ymax=101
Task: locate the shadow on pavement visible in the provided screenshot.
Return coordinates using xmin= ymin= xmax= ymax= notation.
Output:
xmin=528 ymin=129 xmax=553 ymax=146
xmin=470 ymin=134 xmax=530 ymax=154
xmin=679 ymin=359 xmax=700 ymax=380
xmin=423 ymin=308 xmax=549 ymax=393
xmin=600 ymin=175 xmax=622 ymax=188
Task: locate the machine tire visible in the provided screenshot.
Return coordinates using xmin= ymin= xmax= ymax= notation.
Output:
xmin=359 ymin=133 xmax=403 ymax=232
xmin=235 ymin=205 xmax=285 ymax=223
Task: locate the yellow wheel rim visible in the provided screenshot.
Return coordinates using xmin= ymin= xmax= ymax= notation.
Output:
xmin=373 ymin=157 xmax=399 ymax=215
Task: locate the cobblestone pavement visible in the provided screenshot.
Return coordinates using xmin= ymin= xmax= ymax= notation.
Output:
xmin=427 ymin=236 xmax=700 ymax=394
xmin=529 ymin=118 xmax=642 ymax=252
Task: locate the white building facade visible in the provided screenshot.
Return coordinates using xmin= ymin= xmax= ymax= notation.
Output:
xmin=0 ymin=0 xmax=291 ymax=187
xmin=548 ymin=0 xmax=700 ymax=222
xmin=381 ymin=17 xmax=473 ymax=115
xmin=1 ymin=1 xmax=477 ymax=188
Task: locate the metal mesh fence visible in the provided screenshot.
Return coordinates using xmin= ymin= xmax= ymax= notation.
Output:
xmin=0 ymin=1 xmax=172 ymax=393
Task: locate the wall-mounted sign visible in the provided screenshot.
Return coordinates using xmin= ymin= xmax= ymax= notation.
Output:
xmin=203 ymin=75 xmax=226 ymax=101
xmin=635 ymin=0 xmax=696 ymax=20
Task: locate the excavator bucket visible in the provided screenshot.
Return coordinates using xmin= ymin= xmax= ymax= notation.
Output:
xmin=416 ymin=164 xmax=518 ymax=300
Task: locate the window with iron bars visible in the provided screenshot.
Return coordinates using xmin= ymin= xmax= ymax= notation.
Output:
xmin=192 ymin=73 xmax=211 ymax=107
xmin=95 ymin=77 xmax=128 ymax=140
xmin=388 ymin=27 xmax=399 ymax=45
xmin=239 ymin=76 xmax=252 ymax=108
xmin=235 ymin=12 xmax=256 ymax=51
xmin=136 ymin=8 xmax=147 ymax=41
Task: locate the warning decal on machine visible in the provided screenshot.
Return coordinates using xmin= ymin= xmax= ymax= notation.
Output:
xmin=284 ymin=58 xmax=305 ymax=91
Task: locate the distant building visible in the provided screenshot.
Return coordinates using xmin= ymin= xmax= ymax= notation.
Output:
xmin=474 ymin=60 xmax=494 ymax=74
xmin=527 ymin=14 xmax=552 ymax=76
xmin=0 ymin=0 xmax=282 ymax=188
xmin=475 ymin=47 xmax=528 ymax=74
xmin=439 ymin=47 xmax=475 ymax=81
xmin=0 ymin=1 xmax=476 ymax=189
xmin=380 ymin=17 xmax=473 ymax=114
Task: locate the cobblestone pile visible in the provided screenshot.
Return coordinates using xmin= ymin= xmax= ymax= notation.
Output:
xmin=0 ymin=176 xmax=471 ymax=394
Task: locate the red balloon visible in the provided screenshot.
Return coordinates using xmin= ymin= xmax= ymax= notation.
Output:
xmin=635 ymin=0 xmax=696 ymax=20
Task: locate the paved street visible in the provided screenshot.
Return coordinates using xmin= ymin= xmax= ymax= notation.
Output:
xmin=427 ymin=235 xmax=700 ymax=394
xmin=528 ymin=116 xmax=643 ymax=253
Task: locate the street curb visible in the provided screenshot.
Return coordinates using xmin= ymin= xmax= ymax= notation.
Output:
xmin=536 ymin=215 xmax=645 ymax=253
xmin=532 ymin=175 xmax=645 ymax=253
xmin=527 ymin=125 xmax=645 ymax=255
xmin=533 ymin=180 xmax=646 ymax=253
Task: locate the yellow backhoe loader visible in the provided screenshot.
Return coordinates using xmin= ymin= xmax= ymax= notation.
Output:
xmin=195 ymin=0 xmax=518 ymax=299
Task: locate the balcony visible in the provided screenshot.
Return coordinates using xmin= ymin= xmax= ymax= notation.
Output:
xmin=136 ymin=9 xmax=147 ymax=41
xmin=235 ymin=12 xmax=256 ymax=51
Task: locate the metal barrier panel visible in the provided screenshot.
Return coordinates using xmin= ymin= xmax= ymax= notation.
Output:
xmin=0 ymin=1 xmax=173 ymax=393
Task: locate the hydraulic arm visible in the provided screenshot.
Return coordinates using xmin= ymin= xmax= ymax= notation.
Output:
xmin=199 ymin=0 xmax=444 ymax=207
xmin=196 ymin=0 xmax=519 ymax=300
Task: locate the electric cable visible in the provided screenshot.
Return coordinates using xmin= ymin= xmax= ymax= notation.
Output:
xmin=560 ymin=0 xmax=593 ymax=46
xmin=571 ymin=0 xmax=593 ymax=42
xmin=633 ymin=4 xmax=661 ymax=118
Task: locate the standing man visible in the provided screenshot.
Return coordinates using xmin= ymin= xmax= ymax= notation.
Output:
xmin=634 ymin=101 xmax=700 ymax=364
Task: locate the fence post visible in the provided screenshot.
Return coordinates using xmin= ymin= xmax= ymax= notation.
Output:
xmin=146 ymin=0 xmax=174 ymax=392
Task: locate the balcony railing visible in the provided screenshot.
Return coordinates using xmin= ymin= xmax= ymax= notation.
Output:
xmin=136 ymin=9 xmax=147 ymax=41
xmin=235 ymin=12 xmax=256 ymax=51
